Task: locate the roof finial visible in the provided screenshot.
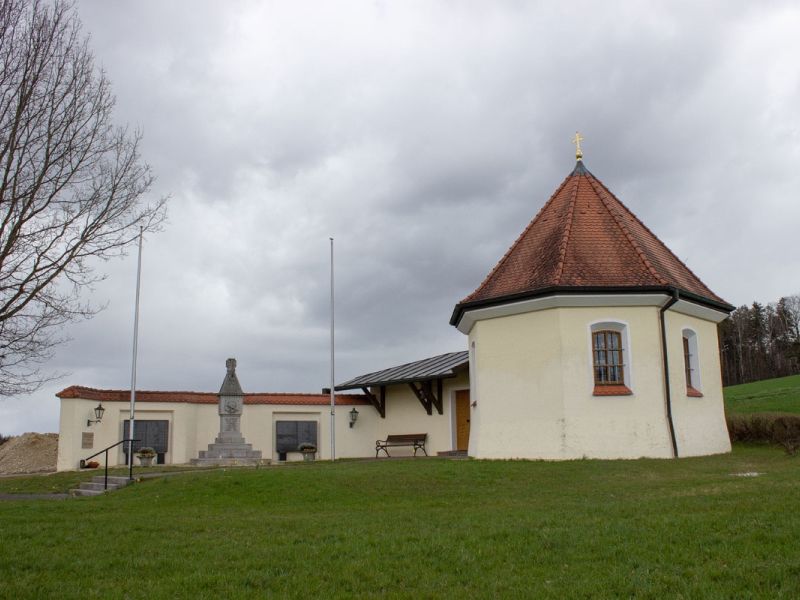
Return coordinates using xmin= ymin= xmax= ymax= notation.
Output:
xmin=572 ymin=131 xmax=584 ymax=161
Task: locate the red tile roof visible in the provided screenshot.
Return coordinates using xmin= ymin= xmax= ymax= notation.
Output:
xmin=455 ymin=162 xmax=730 ymax=313
xmin=56 ymin=386 xmax=370 ymax=406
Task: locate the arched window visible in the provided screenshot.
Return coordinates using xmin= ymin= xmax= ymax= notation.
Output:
xmin=590 ymin=322 xmax=632 ymax=395
xmin=682 ymin=329 xmax=702 ymax=397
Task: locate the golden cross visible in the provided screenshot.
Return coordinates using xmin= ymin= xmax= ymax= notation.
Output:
xmin=572 ymin=131 xmax=584 ymax=160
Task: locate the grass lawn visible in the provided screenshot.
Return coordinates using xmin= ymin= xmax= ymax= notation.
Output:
xmin=724 ymin=374 xmax=800 ymax=415
xmin=0 ymin=446 xmax=798 ymax=598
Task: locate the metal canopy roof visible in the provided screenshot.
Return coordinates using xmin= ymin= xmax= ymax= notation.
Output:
xmin=335 ymin=351 xmax=468 ymax=391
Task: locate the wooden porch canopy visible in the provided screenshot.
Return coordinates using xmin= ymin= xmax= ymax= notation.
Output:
xmin=334 ymin=351 xmax=468 ymax=418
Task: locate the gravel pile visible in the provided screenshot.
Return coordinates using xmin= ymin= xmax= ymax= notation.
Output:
xmin=0 ymin=433 xmax=58 ymax=475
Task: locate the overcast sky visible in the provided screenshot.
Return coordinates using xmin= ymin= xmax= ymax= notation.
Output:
xmin=2 ymin=1 xmax=799 ymax=434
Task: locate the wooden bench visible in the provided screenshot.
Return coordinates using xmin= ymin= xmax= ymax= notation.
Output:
xmin=375 ymin=433 xmax=428 ymax=458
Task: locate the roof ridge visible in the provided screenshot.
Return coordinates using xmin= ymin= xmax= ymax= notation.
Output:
xmin=57 ymin=386 xmax=218 ymax=396
xmin=588 ymin=173 xmax=721 ymax=299
xmin=56 ymin=385 xmax=361 ymax=398
xmin=247 ymin=391 xmax=339 ymax=397
xmin=553 ymin=174 xmax=581 ymax=284
xmin=461 ymin=172 xmax=574 ymax=302
xmin=585 ymin=174 xmax=668 ymax=286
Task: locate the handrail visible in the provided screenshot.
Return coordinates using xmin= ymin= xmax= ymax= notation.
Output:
xmin=80 ymin=438 xmax=140 ymax=490
xmin=81 ymin=438 xmax=138 ymax=462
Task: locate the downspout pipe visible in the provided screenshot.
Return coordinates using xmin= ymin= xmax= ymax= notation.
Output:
xmin=660 ymin=288 xmax=680 ymax=458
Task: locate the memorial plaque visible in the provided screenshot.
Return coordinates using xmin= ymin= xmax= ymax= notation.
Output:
xmin=123 ymin=420 xmax=169 ymax=453
xmin=81 ymin=432 xmax=94 ymax=449
xmin=276 ymin=420 xmax=318 ymax=452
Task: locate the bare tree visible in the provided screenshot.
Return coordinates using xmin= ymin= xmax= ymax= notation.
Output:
xmin=0 ymin=0 xmax=166 ymax=395
xmin=784 ymin=295 xmax=800 ymax=342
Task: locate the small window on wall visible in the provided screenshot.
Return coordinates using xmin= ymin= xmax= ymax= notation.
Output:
xmin=682 ymin=329 xmax=702 ymax=397
xmin=591 ymin=323 xmax=632 ymax=396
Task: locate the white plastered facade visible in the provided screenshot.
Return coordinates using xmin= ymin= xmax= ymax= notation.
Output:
xmin=464 ymin=296 xmax=731 ymax=460
xmin=57 ymin=370 xmax=470 ymax=471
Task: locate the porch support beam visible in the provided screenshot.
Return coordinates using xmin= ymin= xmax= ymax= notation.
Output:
xmin=408 ymin=382 xmax=432 ymax=415
xmin=360 ymin=386 xmax=386 ymax=418
xmin=408 ymin=379 xmax=444 ymax=415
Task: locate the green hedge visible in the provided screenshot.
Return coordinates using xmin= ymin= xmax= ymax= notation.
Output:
xmin=727 ymin=413 xmax=800 ymax=454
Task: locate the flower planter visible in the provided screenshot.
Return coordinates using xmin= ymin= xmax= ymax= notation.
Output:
xmin=302 ymin=451 xmax=315 ymax=462
xmin=137 ymin=455 xmax=154 ymax=467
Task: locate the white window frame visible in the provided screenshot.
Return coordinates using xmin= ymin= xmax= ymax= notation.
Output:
xmin=588 ymin=320 xmax=633 ymax=390
xmin=681 ymin=327 xmax=702 ymax=393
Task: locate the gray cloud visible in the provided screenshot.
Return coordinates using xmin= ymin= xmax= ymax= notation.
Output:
xmin=2 ymin=0 xmax=799 ymax=433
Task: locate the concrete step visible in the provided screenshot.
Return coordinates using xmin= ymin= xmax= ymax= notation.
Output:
xmin=70 ymin=488 xmax=105 ymax=497
xmin=190 ymin=457 xmax=265 ymax=467
xmin=68 ymin=475 xmax=133 ymax=497
xmin=80 ymin=482 xmax=123 ymax=491
xmin=436 ymin=450 xmax=468 ymax=458
xmin=91 ymin=476 xmax=131 ymax=487
xmin=200 ymin=444 xmax=261 ymax=459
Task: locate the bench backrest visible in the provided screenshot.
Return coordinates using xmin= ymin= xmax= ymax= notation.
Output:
xmin=386 ymin=434 xmax=427 ymax=443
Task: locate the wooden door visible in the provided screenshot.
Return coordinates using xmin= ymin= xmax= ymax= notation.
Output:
xmin=455 ymin=390 xmax=471 ymax=451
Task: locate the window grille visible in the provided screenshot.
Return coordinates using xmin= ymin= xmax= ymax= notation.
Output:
xmin=593 ymin=330 xmax=625 ymax=385
xmin=683 ymin=336 xmax=694 ymax=388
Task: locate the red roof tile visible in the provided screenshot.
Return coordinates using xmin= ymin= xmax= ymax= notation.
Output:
xmin=56 ymin=386 xmax=370 ymax=406
xmin=457 ymin=162 xmax=729 ymax=309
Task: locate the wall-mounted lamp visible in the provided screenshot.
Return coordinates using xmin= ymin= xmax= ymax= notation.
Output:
xmin=349 ymin=407 xmax=359 ymax=428
xmin=87 ymin=403 xmax=105 ymax=427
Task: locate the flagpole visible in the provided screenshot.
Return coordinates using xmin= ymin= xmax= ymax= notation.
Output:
xmin=329 ymin=237 xmax=336 ymax=462
xmin=128 ymin=227 xmax=143 ymax=480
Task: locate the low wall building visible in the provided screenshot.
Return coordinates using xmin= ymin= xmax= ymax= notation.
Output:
xmin=56 ymin=354 xmax=470 ymax=471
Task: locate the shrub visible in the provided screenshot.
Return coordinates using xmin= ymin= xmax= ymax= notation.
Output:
xmin=136 ymin=447 xmax=156 ymax=458
xmin=0 ymin=433 xmax=11 ymax=446
xmin=773 ymin=416 xmax=800 ymax=455
xmin=727 ymin=412 xmax=800 ymax=454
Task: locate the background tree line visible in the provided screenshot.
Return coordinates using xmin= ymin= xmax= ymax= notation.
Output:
xmin=719 ymin=295 xmax=800 ymax=386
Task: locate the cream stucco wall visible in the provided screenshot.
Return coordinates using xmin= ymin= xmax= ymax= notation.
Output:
xmin=468 ymin=309 xmax=566 ymax=458
xmin=665 ymin=311 xmax=731 ymax=457
xmin=57 ymin=373 xmax=470 ymax=471
xmin=559 ymin=306 xmax=674 ymax=459
xmin=467 ymin=303 xmax=730 ymax=460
